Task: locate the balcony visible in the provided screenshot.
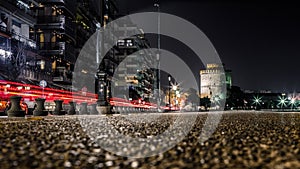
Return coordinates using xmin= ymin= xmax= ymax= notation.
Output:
xmin=11 ymin=34 xmax=37 ymax=50
xmin=36 ymin=16 xmax=75 ymax=41
xmin=37 ymin=0 xmax=73 ymax=5
xmin=38 ymin=42 xmax=65 ymax=55
xmin=39 ymin=0 xmax=65 ymax=3
xmin=38 ymin=0 xmax=76 ymax=15
xmin=1 ymin=1 xmax=36 ymax=25
xmin=0 ymin=26 xmax=11 ymax=38
xmin=38 ymin=42 xmax=64 ymax=50
xmin=52 ymin=75 xmax=71 ymax=84
xmin=52 ymin=67 xmax=72 ymax=84
xmin=37 ymin=15 xmax=65 ymax=24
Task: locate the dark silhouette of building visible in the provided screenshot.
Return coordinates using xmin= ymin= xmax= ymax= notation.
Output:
xmin=1 ymin=0 xmax=157 ymax=111
xmin=32 ymin=0 xmax=77 ymax=84
xmin=96 ymin=15 xmax=155 ymax=106
xmin=31 ymin=0 xmax=118 ymax=86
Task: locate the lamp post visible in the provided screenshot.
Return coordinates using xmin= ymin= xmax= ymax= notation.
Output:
xmin=172 ymin=84 xmax=178 ymax=110
xmin=168 ymin=75 xmax=171 ymax=110
xmin=290 ymin=98 xmax=296 ymax=110
xmin=154 ymin=2 xmax=160 ymax=112
xmin=96 ymin=22 xmax=101 ymax=64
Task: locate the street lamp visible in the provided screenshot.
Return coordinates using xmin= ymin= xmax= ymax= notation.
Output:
xmin=277 ymin=96 xmax=287 ymax=109
xmin=96 ymin=22 xmax=101 ymax=64
xmin=290 ymin=98 xmax=296 ymax=109
xmin=172 ymin=85 xmax=177 ymax=91
xmin=154 ymin=2 xmax=161 ymax=112
xmin=171 ymin=84 xmax=178 ymax=110
xmin=154 ymin=3 xmax=160 ymax=51
xmin=252 ymin=95 xmax=262 ymax=110
xmin=168 ymin=75 xmax=171 ymax=110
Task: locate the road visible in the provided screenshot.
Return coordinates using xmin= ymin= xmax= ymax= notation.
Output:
xmin=0 ymin=112 xmax=299 ymax=169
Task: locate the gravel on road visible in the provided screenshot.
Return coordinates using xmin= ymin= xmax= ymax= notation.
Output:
xmin=0 ymin=112 xmax=299 ymax=169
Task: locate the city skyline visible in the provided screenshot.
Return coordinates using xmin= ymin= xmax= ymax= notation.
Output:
xmin=0 ymin=2 xmax=299 ymax=168
xmin=117 ymin=0 xmax=300 ymax=92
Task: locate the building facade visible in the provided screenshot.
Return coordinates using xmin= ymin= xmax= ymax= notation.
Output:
xmin=200 ymin=63 xmax=227 ymax=100
xmin=97 ymin=16 xmax=155 ymax=106
xmin=114 ymin=35 xmax=155 ymax=102
xmin=30 ymin=0 xmax=118 ymax=87
xmin=0 ymin=0 xmax=50 ymax=82
xmin=32 ymin=0 xmax=77 ymax=84
xmin=1 ymin=1 xmax=156 ymax=110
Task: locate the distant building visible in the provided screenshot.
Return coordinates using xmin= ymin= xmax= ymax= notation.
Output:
xmin=243 ymin=92 xmax=282 ymax=109
xmin=29 ymin=0 xmax=117 ymax=88
xmin=0 ymin=0 xmax=46 ymax=82
xmin=99 ymin=17 xmax=155 ymax=104
xmin=1 ymin=0 xmax=116 ymax=86
xmin=33 ymin=0 xmax=78 ymax=84
xmin=200 ymin=63 xmax=227 ymax=100
xmin=244 ymin=90 xmax=254 ymax=93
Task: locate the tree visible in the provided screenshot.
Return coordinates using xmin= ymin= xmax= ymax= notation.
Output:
xmin=186 ymin=88 xmax=199 ymax=111
xmin=200 ymin=97 xmax=211 ymax=111
xmin=226 ymin=86 xmax=245 ymax=110
xmin=8 ymin=40 xmax=26 ymax=80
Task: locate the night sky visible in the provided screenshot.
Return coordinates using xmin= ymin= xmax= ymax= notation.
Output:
xmin=116 ymin=0 xmax=300 ymax=92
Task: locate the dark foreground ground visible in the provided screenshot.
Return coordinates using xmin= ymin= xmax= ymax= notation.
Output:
xmin=0 ymin=112 xmax=299 ymax=169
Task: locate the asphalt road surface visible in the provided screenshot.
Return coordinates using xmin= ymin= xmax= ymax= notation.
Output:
xmin=0 ymin=112 xmax=299 ymax=169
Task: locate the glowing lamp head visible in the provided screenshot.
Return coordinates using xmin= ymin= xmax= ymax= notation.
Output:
xmin=172 ymin=85 xmax=177 ymax=91
xmin=291 ymin=99 xmax=295 ymax=104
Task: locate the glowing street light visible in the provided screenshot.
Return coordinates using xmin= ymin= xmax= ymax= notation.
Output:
xmin=252 ymin=95 xmax=262 ymax=105
xmin=252 ymin=95 xmax=262 ymax=110
xmin=172 ymin=85 xmax=177 ymax=91
xmin=289 ymin=97 xmax=298 ymax=109
xmin=212 ymin=95 xmax=221 ymax=105
xmin=170 ymin=82 xmax=180 ymax=110
xmin=277 ymin=96 xmax=287 ymax=108
xmin=290 ymin=98 xmax=295 ymax=104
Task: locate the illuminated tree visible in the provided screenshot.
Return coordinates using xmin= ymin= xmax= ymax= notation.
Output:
xmin=8 ymin=40 xmax=26 ymax=80
xmin=186 ymin=88 xmax=199 ymax=105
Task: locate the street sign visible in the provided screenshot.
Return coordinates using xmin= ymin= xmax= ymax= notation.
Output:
xmin=39 ymin=80 xmax=47 ymax=88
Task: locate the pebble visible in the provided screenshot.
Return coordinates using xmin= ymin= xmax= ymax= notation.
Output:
xmin=131 ymin=161 xmax=139 ymax=168
xmin=105 ymin=153 xmax=117 ymax=160
xmin=93 ymin=148 xmax=101 ymax=153
xmin=64 ymin=161 xmax=72 ymax=168
xmin=105 ymin=161 xmax=113 ymax=167
xmin=45 ymin=150 xmax=53 ymax=155
xmin=0 ymin=113 xmax=298 ymax=169
xmin=87 ymin=156 xmax=98 ymax=163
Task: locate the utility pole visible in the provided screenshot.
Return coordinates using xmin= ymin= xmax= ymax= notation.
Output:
xmin=168 ymin=75 xmax=171 ymax=110
xmin=154 ymin=2 xmax=161 ymax=112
